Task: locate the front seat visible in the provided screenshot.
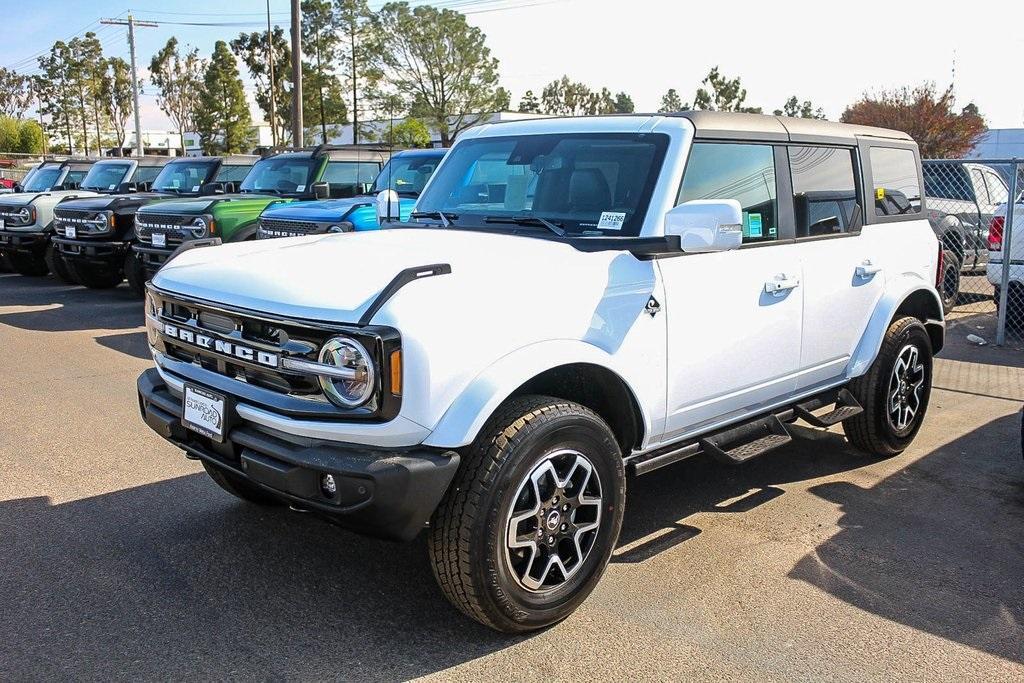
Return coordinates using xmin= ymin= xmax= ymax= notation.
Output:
xmin=568 ymin=168 xmax=611 ymax=212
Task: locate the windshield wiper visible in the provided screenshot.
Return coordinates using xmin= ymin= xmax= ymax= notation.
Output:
xmin=410 ymin=210 xmax=458 ymax=227
xmin=484 ymin=215 xmax=565 ymax=237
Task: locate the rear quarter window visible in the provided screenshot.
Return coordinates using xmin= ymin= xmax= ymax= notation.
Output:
xmin=870 ymin=147 xmax=922 ymax=217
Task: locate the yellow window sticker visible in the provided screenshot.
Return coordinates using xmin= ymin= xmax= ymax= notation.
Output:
xmin=876 ymin=187 xmax=886 ymax=200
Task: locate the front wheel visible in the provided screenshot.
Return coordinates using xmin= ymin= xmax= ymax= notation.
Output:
xmin=45 ymin=243 xmax=76 ymax=284
xmin=68 ymin=260 xmax=123 ymax=289
xmin=843 ymin=317 xmax=933 ymax=456
xmin=6 ymin=250 xmax=48 ymax=276
xmin=124 ymin=251 xmax=147 ymax=298
xmin=429 ymin=395 xmax=625 ymax=633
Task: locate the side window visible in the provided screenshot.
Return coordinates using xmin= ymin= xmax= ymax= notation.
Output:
xmin=789 ymin=146 xmax=859 ymax=238
xmin=870 ymin=147 xmax=922 ymax=216
xmin=970 ymin=169 xmax=991 ymax=204
xmin=984 ymin=170 xmax=1008 ymax=204
xmin=678 ymin=142 xmax=778 ymax=244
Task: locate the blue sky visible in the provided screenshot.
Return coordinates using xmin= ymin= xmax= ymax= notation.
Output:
xmin=5 ymin=0 xmax=1024 ymax=131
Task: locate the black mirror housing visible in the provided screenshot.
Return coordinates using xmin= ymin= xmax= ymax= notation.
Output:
xmin=199 ymin=182 xmax=224 ymax=196
xmin=312 ymin=181 xmax=330 ymax=199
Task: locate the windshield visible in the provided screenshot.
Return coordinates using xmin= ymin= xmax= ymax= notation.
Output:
xmin=81 ymin=163 xmax=132 ymax=191
xmin=372 ymin=153 xmax=445 ymax=195
xmin=239 ymin=156 xmax=317 ymax=194
xmin=415 ymin=133 xmax=669 ymax=236
xmin=152 ymin=161 xmax=217 ymax=193
xmin=23 ymin=166 xmax=64 ymax=192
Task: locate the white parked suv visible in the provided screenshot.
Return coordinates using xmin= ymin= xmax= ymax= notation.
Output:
xmin=137 ymin=113 xmax=944 ymax=632
xmin=988 ymin=198 xmax=1024 ymax=324
xmin=0 ymin=158 xmax=96 ymax=279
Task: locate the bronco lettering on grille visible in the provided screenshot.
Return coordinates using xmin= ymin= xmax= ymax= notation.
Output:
xmin=160 ymin=322 xmax=280 ymax=368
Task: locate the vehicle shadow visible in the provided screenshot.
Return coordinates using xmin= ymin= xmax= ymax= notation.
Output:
xmin=0 ymin=274 xmax=140 ymax=333
xmin=94 ymin=331 xmax=150 ymax=360
xmin=789 ymin=413 xmax=1024 ymax=664
xmin=616 ymin=425 xmax=873 ymax=562
xmin=0 ymin=475 xmax=519 ymax=681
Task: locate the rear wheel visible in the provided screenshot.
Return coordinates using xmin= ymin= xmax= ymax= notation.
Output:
xmin=938 ymin=249 xmax=960 ymax=315
xmin=45 ymin=243 xmax=76 ymax=284
xmin=202 ymin=461 xmax=282 ymax=506
xmin=843 ymin=317 xmax=933 ymax=456
xmin=429 ymin=395 xmax=625 ymax=633
xmin=994 ymin=284 xmax=1024 ymax=331
xmin=124 ymin=251 xmax=147 ymax=297
xmin=6 ymin=250 xmax=48 ymax=276
xmin=68 ymin=260 xmax=123 ymax=289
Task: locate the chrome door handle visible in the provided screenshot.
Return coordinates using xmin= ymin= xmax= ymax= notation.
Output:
xmin=855 ymin=260 xmax=883 ymax=279
xmin=765 ymin=274 xmax=800 ymax=296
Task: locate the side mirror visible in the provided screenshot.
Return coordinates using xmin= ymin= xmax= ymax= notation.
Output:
xmin=665 ymin=199 xmax=744 ymax=253
xmin=60 ymin=181 xmax=80 ymax=191
xmin=199 ymin=182 xmax=224 ymax=196
xmin=116 ymin=182 xmax=137 ymax=194
xmin=312 ymin=181 xmax=330 ymax=199
xmin=13 ymin=183 xmax=22 ymax=193
xmin=375 ymin=189 xmax=401 ymax=223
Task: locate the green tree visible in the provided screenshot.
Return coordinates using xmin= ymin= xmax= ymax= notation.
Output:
xmin=693 ymin=66 xmax=761 ymax=113
xmin=0 ymin=117 xmax=19 ymax=152
xmin=37 ymin=41 xmax=80 ymax=153
xmin=658 ymin=88 xmax=684 ymax=113
xmin=336 ymin=0 xmax=380 ymax=144
xmin=518 ymin=89 xmax=540 ymax=114
xmin=150 ymin=38 xmax=206 ymax=155
xmin=101 ymin=58 xmax=139 ymax=155
xmin=376 ymin=2 xmax=500 ymax=146
xmin=17 ymin=119 xmax=45 ymax=154
xmin=195 ymin=41 xmax=253 ymax=154
xmin=302 ymin=0 xmax=347 ymax=144
xmin=0 ymin=68 xmax=32 ymax=119
xmin=774 ymin=95 xmax=825 ymax=119
xmin=73 ymin=32 xmax=107 ymax=155
xmin=231 ymin=27 xmax=292 ymax=145
xmin=841 ymin=83 xmax=986 ymax=158
xmin=493 ymin=87 xmax=511 ymax=112
xmin=613 ymin=91 xmax=635 ymax=114
xmin=540 ymin=76 xmax=615 ymax=115
xmin=382 ymin=117 xmax=430 ymax=148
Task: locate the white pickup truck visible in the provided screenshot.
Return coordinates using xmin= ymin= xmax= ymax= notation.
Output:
xmin=988 ymin=197 xmax=1024 ymax=324
xmin=137 ymin=112 xmax=943 ymax=632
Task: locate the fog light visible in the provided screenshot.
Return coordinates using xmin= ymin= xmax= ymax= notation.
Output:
xmin=321 ymin=473 xmax=337 ymax=497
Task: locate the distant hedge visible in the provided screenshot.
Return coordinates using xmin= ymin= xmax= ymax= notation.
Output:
xmin=0 ymin=117 xmax=45 ymax=154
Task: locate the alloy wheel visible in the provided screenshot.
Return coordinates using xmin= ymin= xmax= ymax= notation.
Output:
xmin=887 ymin=344 xmax=925 ymax=432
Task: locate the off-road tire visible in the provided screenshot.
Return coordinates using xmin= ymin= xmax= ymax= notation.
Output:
xmin=124 ymin=251 xmax=147 ymax=298
xmin=938 ymin=249 xmax=960 ymax=315
xmin=44 ymin=243 xmax=76 ymax=284
xmin=68 ymin=260 xmax=123 ymax=289
xmin=843 ymin=316 xmax=933 ymax=456
xmin=7 ymin=250 xmax=49 ymax=276
xmin=428 ymin=395 xmax=626 ymax=633
xmin=202 ymin=461 xmax=282 ymax=506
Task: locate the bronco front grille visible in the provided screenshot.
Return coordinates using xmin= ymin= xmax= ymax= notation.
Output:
xmin=136 ymin=213 xmax=190 ymax=246
xmin=259 ymin=218 xmax=321 ymax=237
xmin=54 ymin=209 xmax=109 ymax=237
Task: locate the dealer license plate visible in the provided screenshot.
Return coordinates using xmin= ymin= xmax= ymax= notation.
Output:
xmin=152 ymin=232 xmax=166 ymax=248
xmin=182 ymin=384 xmax=227 ymax=442
xmin=66 ymin=226 xmax=76 ymax=239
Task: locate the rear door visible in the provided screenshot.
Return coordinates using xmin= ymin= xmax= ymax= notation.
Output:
xmin=788 ymin=144 xmax=881 ymax=390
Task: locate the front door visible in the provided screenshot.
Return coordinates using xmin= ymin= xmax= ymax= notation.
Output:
xmin=659 ymin=142 xmax=803 ymax=442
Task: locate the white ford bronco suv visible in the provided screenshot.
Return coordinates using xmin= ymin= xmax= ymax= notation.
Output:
xmin=137 ymin=113 xmax=943 ymax=632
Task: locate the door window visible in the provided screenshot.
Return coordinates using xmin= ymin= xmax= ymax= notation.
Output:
xmin=970 ymin=169 xmax=991 ymax=204
xmin=678 ymin=142 xmax=778 ymax=244
xmin=870 ymin=147 xmax=922 ymax=216
xmin=789 ymin=146 xmax=860 ymax=238
xmin=983 ymin=170 xmax=1008 ymax=204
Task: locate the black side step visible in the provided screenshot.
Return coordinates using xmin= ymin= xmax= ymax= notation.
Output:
xmin=793 ymin=388 xmax=863 ymax=428
xmin=699 ymin=415 xmax=792 ymax=465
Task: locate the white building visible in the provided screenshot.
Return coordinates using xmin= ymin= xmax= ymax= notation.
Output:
xmin=967 ymin=129 xmax=1024 ymax=159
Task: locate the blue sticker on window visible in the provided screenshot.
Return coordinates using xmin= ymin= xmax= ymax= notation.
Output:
xmin=748 ymin=212 xmax=763 ymax=238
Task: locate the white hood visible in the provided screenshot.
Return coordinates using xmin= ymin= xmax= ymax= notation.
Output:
xmin=152 ymin=227 xmax=657 ymax=326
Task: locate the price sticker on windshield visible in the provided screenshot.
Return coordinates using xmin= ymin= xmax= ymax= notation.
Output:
xmin=192 ymin=185 xmax=200 ymax=192
xmin=597 ymin=211 xmax=626 ymax=230
xmin=296 ymin=184 xmax=306 ymax=192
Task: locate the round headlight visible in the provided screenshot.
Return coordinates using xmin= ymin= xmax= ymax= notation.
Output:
xmin=318 ymin=337 xmax=375 ymax=407
xmin=17 ymin=207 xmax=31 ymax=223
xmin=92 ymin=211 xmax=112 ymax=232
xmin=327 ymin=225 xmax=344 ymax=233
xmin=189 ymin=216 xmax=208 ymax=239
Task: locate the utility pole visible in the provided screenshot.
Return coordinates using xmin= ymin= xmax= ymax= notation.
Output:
xmin=290 ymin=0 xmax=303 ymax=148
xmin=101 ymin=15 xmax=157 ymax=157
xmin=266 ymin=0 xmax=278 ymax=147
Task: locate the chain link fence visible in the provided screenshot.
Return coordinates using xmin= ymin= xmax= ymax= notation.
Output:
xmin=923 ymin=158 xmax=1023 ymax=347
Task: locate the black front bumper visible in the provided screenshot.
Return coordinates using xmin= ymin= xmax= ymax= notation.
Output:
xmin=0 ymin=228 xmax=47 ymax=255
xmin=137 ymin=368 xmax=459 ymax=541
xmin=132 ymin=243 xmax=175 ymax=277
xmin=53 ymin=236 xmax=130 ymax=266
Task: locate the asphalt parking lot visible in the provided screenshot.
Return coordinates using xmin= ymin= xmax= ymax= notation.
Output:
xmin=1 ymin=272 xmax=1023 ymax=681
